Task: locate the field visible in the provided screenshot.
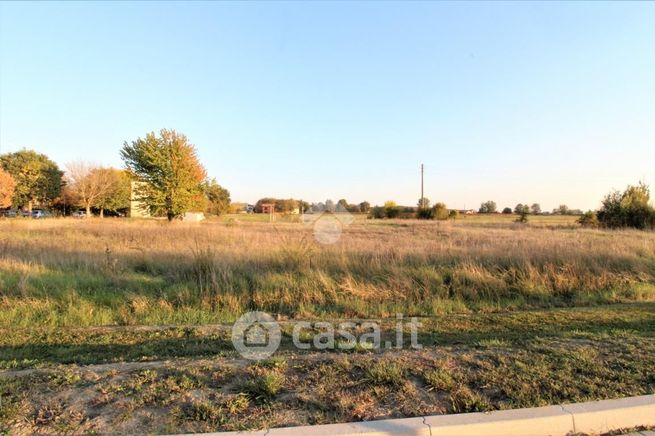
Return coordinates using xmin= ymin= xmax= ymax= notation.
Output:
xmin=1 ymin=215 xmax=654 ymax=434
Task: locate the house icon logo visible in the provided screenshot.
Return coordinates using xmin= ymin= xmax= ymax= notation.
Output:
xmin=231 ymin=311 xmax=281 ymax=360
xmin=302 ymin=202 xmax=354 ymax=245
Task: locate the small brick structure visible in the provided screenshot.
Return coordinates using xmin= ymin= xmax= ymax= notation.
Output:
xmin=261 ymin=203 xmax=275 ymax=214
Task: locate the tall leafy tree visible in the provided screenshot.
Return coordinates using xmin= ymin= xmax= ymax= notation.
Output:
xmin=204 ymin=178 xmax=231 ymax=216
xmin=0 ymin=149 xmax=63 ymax=212
xmin=121 ymin=129 xmax=207 ymax=221
xmin=597 ymin=181 xmax=655 ymax=229
xmin=0 ymin=168 xmax=16 ymax=208
xmin=95 ymin=168 xmax=131 ymax=217
xmin=479 ymin=200 xmax=497 ymax=214
xmin=67 ymin=162 xmax=125 ymax=217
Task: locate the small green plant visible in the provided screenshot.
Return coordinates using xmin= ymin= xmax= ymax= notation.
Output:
xmin=424 ymin=368 xmax=455 ymax=391
xmin=365 ymin=360 xmax=405 ymax=386
xmin=243 ymin=372 xmax=285 ymax=402
xmin=224 ymin=394 xmax=250 ymax=414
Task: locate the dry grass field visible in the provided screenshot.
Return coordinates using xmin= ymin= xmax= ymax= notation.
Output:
xmin=0 ymin=215 xmax=653 ymax=326
xmin=0 ymin=215 xmax=654 ymax=434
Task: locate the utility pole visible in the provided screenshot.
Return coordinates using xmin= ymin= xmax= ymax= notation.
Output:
xmin=420 ymin=163 xmax=424 ymax=206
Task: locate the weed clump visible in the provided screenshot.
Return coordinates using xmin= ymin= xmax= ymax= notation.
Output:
xmin=365 ymin=360 xmax=406 ymax=386
xmin=243 ymin=372 xmax=285 ymax=402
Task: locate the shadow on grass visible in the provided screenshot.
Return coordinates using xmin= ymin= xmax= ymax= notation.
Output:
xmin=3 ymin=304 xmax=653 ymax=368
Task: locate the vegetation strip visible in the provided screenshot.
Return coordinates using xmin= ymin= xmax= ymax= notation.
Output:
xmin=1 ymin=303 xmax=653 ymax=434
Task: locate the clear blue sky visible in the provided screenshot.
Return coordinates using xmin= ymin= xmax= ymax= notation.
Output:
xmin=1 ymin=1 xmax=654 ymax=210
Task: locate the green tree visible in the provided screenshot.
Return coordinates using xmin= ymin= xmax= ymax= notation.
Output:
xmin=0 ymin=168 xmax=16 ymax=209
xmin=530 ymin=203 xmax=541 ymax=215
xmin=95 ymin=169 xmax=131 ymax=217
xmin=448 ymin=209 xmax=459 ymax=219
xmin=416 ymin=197 xmax=432 ymax=219
xmin=515 ymin=204 xmax=530 ymax=223
xmin=502 ymin=207 xmax=512 ymax=214
xmin=67 ymin=162 xmax=128 ymax=217
xmin=0 ymin=149 xmax=63 ymax=212
xmin=479 ymin=200 xmax=497 ymax=214
xmin=121 ymin=129 xmax=207 ymax=221
xmin=432 ymin=202 xmax=449 ymax=220
xmin=359 ymin=201 xmax=370 ymax=213
xmin=555 ymin=205 xmax=570 ymax=215
xmin=276 ymin=198 xmax=298 ymax=213
xmin=597 ymin=182 xmax=655 ymax=229
xmin=514 ymin=203 xmax=527 ymax=215
xmin=384 ymin=201 xmax=400 ymax=218
xmin=204 ymin=178 xmax=231 ymax=216
xmin=298 ymin=200 xmax=310 ymax=213
xmin=337 ymin=199 xmax=348 ymax=210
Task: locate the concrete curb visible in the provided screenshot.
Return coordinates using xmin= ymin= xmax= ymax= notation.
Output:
xmin=185 ymin=394 xmax=655 ymax=436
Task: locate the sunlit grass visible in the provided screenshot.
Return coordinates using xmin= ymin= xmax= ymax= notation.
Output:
xmin=0 ymin=216 xmax=653 ymax=326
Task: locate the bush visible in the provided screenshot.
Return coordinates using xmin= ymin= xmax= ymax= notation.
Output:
xmin=370 ymin=206 xmax=385 ymax=219
xmin=384 ymin=201 xmax=400 ymax=219
xmin=243 ymin=372 xmax=285 ymax=402
xmin=597 ymin=182 xmax=655 ymax=229
xmin=577 ymin=211 xmax=599 ymax=228
xmin=416 ymin=207 xmax=434 ymax=220
xmin=502 ymin=207 xmax=512 ymax=214
xmin=448 ymin=210 xmax=459 ymax=220
xmin=433 ymin=203 xmax=448 ymax=220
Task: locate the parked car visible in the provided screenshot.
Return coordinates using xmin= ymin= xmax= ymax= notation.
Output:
xmin=31 ymin=210 xmax=51 ymax=219
xmin=0 ymin=210 xmax=17 ymax=218
xmin=71 ymin=210 xmax=87 ymax=218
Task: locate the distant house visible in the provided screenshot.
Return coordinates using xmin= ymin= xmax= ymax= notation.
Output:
xmin=129 ymin=181 xmax=150 ymax=218
xmin=459 ymin=209 xmax=476 ymax=215
xmin=261 ymin=203 xmax=275 ymax=214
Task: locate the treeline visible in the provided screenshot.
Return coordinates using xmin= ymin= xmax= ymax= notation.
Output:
xmin=252 ymin=198 xmax=371 ymax=214
xmin=578 ymin=182 xmax=655 ymax=229
xmin=0 ymin=129 xmax=231 ymax=219
xmin=479 ymin=201 xmax=581 ymax=216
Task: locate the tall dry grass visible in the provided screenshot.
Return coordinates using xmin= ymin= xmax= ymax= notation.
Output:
xmin=0 ymin=217 xmax=653 ymax=326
